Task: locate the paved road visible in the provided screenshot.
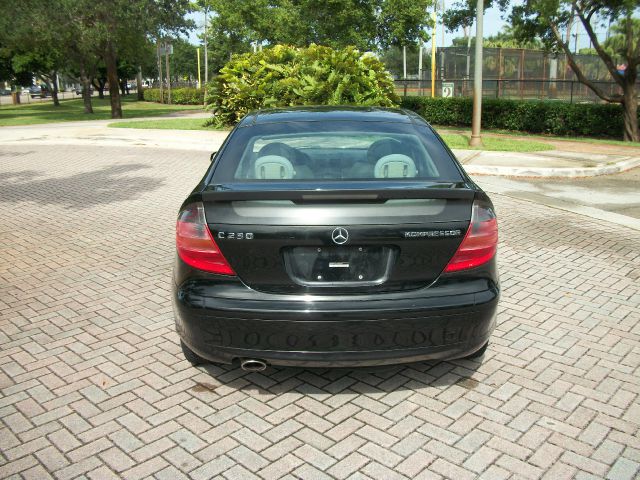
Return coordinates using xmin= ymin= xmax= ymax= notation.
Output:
xmin=475 ymin=167 xmax=640 ymax=232
xmin=1 ymin=145 xmax=639 ymax=480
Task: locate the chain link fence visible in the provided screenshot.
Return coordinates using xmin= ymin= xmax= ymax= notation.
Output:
xmin=394 ymin=78 xmax=631 ymax=103
xmin=392 ymin=46 xmax=633 ymax=103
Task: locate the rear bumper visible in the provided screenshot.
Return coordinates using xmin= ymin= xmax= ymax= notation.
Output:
xmin=173 ymin=278 xmax=498 ymax=367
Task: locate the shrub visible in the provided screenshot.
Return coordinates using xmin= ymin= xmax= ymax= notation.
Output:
xmin=206 ymin=44 xmax=399 ymax=127
xmin=143 ymin=87 xmax=204 ymax=105
xmin=143 ymin=88 xmax=161 ymax=103
xmin=400 ymin=96 xmax=635 ymax=138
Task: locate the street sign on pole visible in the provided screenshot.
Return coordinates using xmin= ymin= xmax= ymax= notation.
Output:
xmin=442 ymin=82 xmax=454 ymax=97
xmin=158 ymin=45 xmax=173 ymax=56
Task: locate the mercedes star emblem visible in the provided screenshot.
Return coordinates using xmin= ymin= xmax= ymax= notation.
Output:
xmin=331 ymin=227 xmax=349 ymax=245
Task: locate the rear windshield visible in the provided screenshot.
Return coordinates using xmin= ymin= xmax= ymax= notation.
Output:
xmin=211 ymin=120 xmax=463 ymax=183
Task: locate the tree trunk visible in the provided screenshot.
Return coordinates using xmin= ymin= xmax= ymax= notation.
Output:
xmin=80 ymin=66 xmax=93 ymax=114
xmin=136 ymin=66 xmax=143 ymax=101
xmin=105 ymin=41 xmax=122 ymax=119
xmin=11 ymin=84 xmax=21 ymax=104
xmin=51 ymin=72 xmax=60 ymax=106
xmin=622 ymin=81 xmax=639 ymax=142
xmin=93 ymin=79 xmax=105 ymax=99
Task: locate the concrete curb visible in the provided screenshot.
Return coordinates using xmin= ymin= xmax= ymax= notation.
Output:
xmin=463 ymin=156 xmax=640 ymax=178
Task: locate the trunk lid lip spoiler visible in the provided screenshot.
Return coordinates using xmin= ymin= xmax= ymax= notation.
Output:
xmin=202 ymin=182 xmax=476 ymax=201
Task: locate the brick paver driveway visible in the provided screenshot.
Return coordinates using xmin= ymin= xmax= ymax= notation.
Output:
xmin=1 ymin=145 xmax=639 ymax=480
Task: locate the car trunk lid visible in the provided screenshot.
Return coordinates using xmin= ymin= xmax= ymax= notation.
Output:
xmin=202 ymin=182 xmax=474 ymax=294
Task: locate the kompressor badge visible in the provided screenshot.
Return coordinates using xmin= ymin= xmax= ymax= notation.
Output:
xmin=403 ymin=229 xmax=462 ymax=238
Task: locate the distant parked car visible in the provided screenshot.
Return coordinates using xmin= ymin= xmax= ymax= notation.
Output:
xmin=0 ymin=88 xmax=11 ymax=96
xmin=27 ymin=85 xmax=50 ymax=98
xmin=27 ymin=85 xmax=41 ymax=97
xmin=75 ymin=86 xmax=94 ymax=95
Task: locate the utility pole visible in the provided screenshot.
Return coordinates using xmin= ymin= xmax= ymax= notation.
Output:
xmin=469 ymin=0 xmax=484 ymax=147
xmin=418 ymin=41 xmax=423 ymax=95
xmin=440 ymin=0 xmax=445 ymax=80
xmin=465 ymin=24 xmax=472 ymax=96
xmin=165 ymin=40 xmax=172 ymax=104
xmin=197 ymin=48 xmax=201 ymax=89
xmin=441 ymin=0 xmax=445 ymax=48
xmin=203 ymin=4 xmax=209 ymax=106
xmin=403 ymin=45 xmax=407 ymax=79
xmin=431 ymin=9 xmax=436 ymax=97
xmin=204 ymin=6 xmax=208 ymax=85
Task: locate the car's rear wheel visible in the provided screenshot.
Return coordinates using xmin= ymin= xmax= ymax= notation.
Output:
xmin=181 ymin=340 xmax=207 ymax=366
xmin=464 ymin=341 xmax=489 ymax=359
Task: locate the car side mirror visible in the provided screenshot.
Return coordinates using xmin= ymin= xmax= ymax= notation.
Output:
xmin=210 ymin=151 xmax=217 ymax=163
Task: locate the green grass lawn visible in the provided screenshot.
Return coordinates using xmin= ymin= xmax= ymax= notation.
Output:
xmin=109 ymin=117 xmax=212 ymax=130
xmin=512 ymin=134 xmax=640 ymax=148
xmin=439 ymin=133 xmax=554 ymax=152
xmin=0 ymin=96 xmax=202 ymax=126
xmin=435 ymin=125 xmax=640 ymax=148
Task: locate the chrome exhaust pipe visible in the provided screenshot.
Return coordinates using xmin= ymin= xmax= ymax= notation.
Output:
xmin=240 ymin=359 xmax=268 ymax=372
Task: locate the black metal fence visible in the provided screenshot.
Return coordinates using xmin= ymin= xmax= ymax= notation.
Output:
xmin=394 ymin=78 xmax=635 ymax=103
xmin=437 ymin=47 xmax=613 ymax=82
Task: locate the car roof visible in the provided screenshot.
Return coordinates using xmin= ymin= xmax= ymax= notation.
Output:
xmin=238 ymin=106 xmax=425 ymax=126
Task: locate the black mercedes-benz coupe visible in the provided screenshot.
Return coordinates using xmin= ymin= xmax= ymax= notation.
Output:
xmin=173 ymin=107 xmax=499 ymax=371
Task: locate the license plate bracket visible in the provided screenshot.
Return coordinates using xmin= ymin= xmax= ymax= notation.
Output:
xmin=283 ymin=246 xmax=397 ymax=286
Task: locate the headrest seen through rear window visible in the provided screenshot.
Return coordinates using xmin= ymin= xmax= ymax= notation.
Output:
xmin=374 ymin=154 xmax=417 ymax=178
xmin=254 ymin=155 xmax=295 ymax=179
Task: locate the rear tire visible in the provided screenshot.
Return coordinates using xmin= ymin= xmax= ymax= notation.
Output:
xmin=181 ymin=340 xmax=207 ymax=366
xmin=464 ymin=341 xmax=489 ymax=359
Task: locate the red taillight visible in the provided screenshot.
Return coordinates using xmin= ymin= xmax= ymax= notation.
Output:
xmin=444 ymin=201 xmax=498 ymax=273
xmin=176 ymin=202 xmax=235 ymax=275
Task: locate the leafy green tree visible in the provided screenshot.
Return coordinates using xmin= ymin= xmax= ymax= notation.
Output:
xmin=205 ymin=0 xmax=434 ymax=75
xmin=603 ymin=18 xmax=640 ymax=62
xmin=12 ymin=51 xmax=64 ymax=105
xmin=0 ymin=49 xmax=32 ymax=102
xmin=451 ymin=26 xmax=544 ymax=49
xmin=117 ymin=61 xmax=138 ymax=94
xmin=202 ymin=6 xmax=252 ymax=74
xmin=92 ymin=65 xmax=109 ymax=100
xmin=1 ymin=0 xmax=185 ymax=115
xmin=168 ymin=38 xmax=199 ymax=83
xmin=445 ymin=0 xmax=639 ymax=141
xmin=443 ymin=0 xmax=510 ymax=32
xmin=1 ymin=0 xmax=74 ymax=106
xmin=66 ymin=0 xmax=193 ymax=118
xmin=377 ymin=0 xmax=434 ymax=49
xmin=511 ymin=3 xmax=639 ymax=141
xmin=60 ymin=0 xmax=106 ymax=113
